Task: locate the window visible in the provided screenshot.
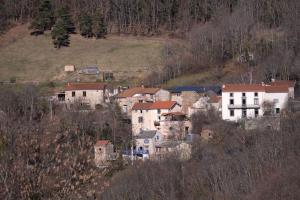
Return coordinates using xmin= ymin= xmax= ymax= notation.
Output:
xmin=230 ymin=93 xmax=234 ymax=97
xmin=176 ymin=93 xmax=180 ymax=96
xmin=138 ymin=117 xmax=143 ymax=123
xmin=242 ymin=93 xmax=246 ymax=97
xmin=254 ymin=98 xmax=259 ymax=105
xmin=230 ymin=109 xmax=234 ymax=116
xmin=140 ymin=110 xmax=142 ymax=113
xmin=242 ymin=109 xmax=247 ymax=118
xmin=254 ymin=92 xmax=258 ymax=97
xmin=242 ymin=99 xmax=246 ymax=106
xmin=185 ymin=127 xmax=189 ymax=134
xmin=158 ymin=116 xmax=161 ymax=120
xmin=276 ymin=108 xmax=280 ymax=114
xmin=230 ymin=99 xmax=234 ymax=105
xmin=273 ymin=99 xmax=279 ymax=103
xmin=157 ymin=109 xmax=161 ymax=114
xmin=139 ymin=100 xmax=143 ymax=103
xmin=83 ymin=91 xmax=86 ymax=97
xmin=72 ymin=91 xmax=75 ymax=97
xmin=255 ymin=109 xmax=259 ymax=117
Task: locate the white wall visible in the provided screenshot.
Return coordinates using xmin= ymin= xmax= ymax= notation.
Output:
xmin=264 ymin=92 xmax=289 ymax=112
xmin=222 ymin=91 xmax=289 ymax=121
xmin=222 ymin=91 xmax=264 ymax=121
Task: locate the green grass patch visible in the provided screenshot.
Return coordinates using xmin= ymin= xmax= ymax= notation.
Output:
xmin=0 ymin=29 xmax=164 ymax=84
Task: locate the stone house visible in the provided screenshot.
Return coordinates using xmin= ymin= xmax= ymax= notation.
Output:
xmin=94 ymin=140 xmax=114 ymax=167
xmin=116 ymin=87 xmax=170 ymax=116
xmin=131 ymin=101 xmax=181 ymax=136
xmin=155 ymin=141 xmax=192 ymax=161
xmin=65 ymin=82 xmax=106 ymax=109
xmin=158 ymin=112 xmax=192 ymax=140
xmin=170 ymin=86 xmax=221 ymax=114
xmin=134 ymin=130 xmax=162 ymax=160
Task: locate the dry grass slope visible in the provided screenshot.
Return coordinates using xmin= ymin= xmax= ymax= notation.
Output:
xmin=0 ymin=25 xmax=164 ymax=84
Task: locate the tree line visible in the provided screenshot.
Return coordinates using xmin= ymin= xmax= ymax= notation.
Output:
xmin=29 ymin=0 xmax=107 ymax=48
xmin=143 ymin=0 xmax=299 ymax=86
xmin=1 ymin=0 xmax=288 ymax=36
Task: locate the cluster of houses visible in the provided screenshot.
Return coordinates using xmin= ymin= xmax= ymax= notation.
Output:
xmin=54 ymin=79 xmax=297 ymax=166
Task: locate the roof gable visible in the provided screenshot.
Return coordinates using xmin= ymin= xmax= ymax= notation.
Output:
xmin=132 ymin=101 xmax=178 ymax=110
xmin=95 ymin=140 xmax=111 ymax=146
xmin=117 ymin=87 xmax=160 ymax=98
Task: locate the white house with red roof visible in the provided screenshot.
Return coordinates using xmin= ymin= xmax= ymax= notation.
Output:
xmin=116 ymin=87 xmax=170 ymax=116
xmin=65 ymin=82 xmax=106 ymax=109
xmin=222 ymin=82 xmax=293 ymax=121
xmin=131 ymin=101 xmax=181 ymax=136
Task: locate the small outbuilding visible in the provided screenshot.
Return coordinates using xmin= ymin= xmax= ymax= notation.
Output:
xmin=79 ymin=66 xmax=100 ymax=75
xmin=94 ymin=140 xmax=115 ymax=167
xmin=64 ymin=65 xmax=75 ymax=72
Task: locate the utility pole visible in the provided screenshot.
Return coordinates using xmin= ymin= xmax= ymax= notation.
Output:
xmin=131 ymin=129 xmax=134 ymax=166
xmin=49 ymin=99 xmax=53 ymax=121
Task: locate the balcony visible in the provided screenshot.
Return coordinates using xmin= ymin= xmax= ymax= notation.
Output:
xmin=228 ymin=104 xmax=260 ymax=109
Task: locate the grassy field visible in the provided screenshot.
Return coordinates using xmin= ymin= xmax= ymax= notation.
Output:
xmin=0 ymin=25 xmax=164 ymax=85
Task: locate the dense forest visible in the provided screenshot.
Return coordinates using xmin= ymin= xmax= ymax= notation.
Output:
xmin=1 ymin=0 xmax=298 ymax=35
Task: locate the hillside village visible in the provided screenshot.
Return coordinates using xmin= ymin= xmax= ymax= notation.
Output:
xmin=1 ymin=0 xmax=299 ymax=198
xmin=52 ymin=79 xmax=298 ymax=166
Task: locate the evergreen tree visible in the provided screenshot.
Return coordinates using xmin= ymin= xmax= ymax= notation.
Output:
xmin=56 ymin=6 xmax=75 ymax=34
xmin=93 ymin=11 xmax=107 ymax=39
xmin=79 ymin=13 xmax=93 ymax=38
xmin=30 ymin=0 xmax=54 ymax=34
xmin=51 ymin=18 xmax=70 ymax=48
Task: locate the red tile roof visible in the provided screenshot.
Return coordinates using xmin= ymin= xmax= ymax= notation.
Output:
xmin=95 ymin=140 xmax=111 ymax=146
xmin=270 ymin=80 xmax=296 ymax=87
xmin=222 ymin=84 xmax=265 ymax=92
xmin=132 ymin=102 xmax=153 ymax=110
xmin=132 ymin=101 xmax=178 ymax=110
xmin=222 ymin=84 xmax=289 ymax=93
xmin=65 ymin=82 xmax=106 ymax=91
xmin=117 ymin=87 xmax=160 ymax=98
xmin=265 ymin=85 xmax=289 ymax=93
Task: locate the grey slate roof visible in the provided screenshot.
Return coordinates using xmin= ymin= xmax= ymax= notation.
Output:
xmin=135 ymin=130 xmax=157 ymax=139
